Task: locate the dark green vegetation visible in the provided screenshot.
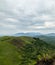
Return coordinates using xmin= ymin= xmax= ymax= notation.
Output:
xmin=38 ymin=36 xmax=55 ymax=46
xmin=0 ymin=36 xmax=55 ymax=65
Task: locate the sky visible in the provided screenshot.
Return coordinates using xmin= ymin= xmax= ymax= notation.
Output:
xmin=0 ymin=0 xmax=55 ymax=35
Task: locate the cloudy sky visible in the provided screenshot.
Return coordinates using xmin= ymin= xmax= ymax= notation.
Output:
xmin=0 ymin=0 xmax=55 ymax=35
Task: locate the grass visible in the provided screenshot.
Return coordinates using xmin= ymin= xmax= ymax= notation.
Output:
xmin=0 ymin=36 xmax=55 ymax=65
xmin=0 ymin=41 xmax=21 ymax=65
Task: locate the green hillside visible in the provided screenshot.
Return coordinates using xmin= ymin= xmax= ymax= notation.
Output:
xmin=0 ymin=36 xmax=55 ymax=65
xmin=38 ymin=36 xmax=55 ymax=46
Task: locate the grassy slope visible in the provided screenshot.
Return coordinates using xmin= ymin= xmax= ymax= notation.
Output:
xmin=0 ymin=38 xmax=22 ymax=65
xmin=0 ymin=43 xmax=21 ymax=65
xmin=38 ymin=36 xmax=55 ymax=46
xmin=0 ymin=36 xmax=55 ymax=65
xmin=0 ymin=36 xmax=36 ymax=65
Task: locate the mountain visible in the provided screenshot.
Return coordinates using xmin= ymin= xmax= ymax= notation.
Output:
xmin=45 ymin=33 xmax=55 ymax=36
xmin=37 ymin=35 xmax=55 ymax=46
xmin=14 ymin=32 xmax=42 ymax=37
xmin=13 ymin=32 xmax=55 ymax=46
xmin=14 ymin=32 xmax=55 ymax=37
xmin=0 ymin=36 xmax=55 ymax=65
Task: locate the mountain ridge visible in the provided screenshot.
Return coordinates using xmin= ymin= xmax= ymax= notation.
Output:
xmin=14 ymin=32 xmax=55 ymax=37
xmin=0 ymin=36 xmax=55 ymax=65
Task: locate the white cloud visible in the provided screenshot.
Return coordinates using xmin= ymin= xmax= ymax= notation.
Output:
xmin=45 ymin=21 xmax=55 ymax=28
xmin=0 ymin=23 xmax=16 ymax=29
xmin=0 ymin=0 xmax=55 ymax=35
xmin=29 ymin=25 xmax=45 ymax=29
xmin=5 ymin=18 xmax=18 ymax=23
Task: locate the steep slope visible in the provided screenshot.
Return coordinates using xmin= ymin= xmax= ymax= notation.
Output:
xmin=20 ymin=37 xmax=55 ymax=65
xmin=38 ymin=36 xmax=55 ymax=46
xmin=0 ymin=40 xmax=22 ymax=65
xmin=0 ymin=36 xmax=55 ymax=65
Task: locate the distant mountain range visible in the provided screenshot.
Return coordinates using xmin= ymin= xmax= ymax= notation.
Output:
xmin=45 ymin=33 xmax=55 ymax=36
xmin=14 ymin=32 xmax=55 ymax=37
xmin=14 ymin=32 xmax=55 ymax=46
xmin=0 ymin=32 xmax=55 ymax=37
xmin=14 ymin=32 xmax=42 ymax=37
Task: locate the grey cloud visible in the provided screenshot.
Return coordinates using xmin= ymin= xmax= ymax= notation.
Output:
xmin=0 ymin=0 xmax=55 ymax=35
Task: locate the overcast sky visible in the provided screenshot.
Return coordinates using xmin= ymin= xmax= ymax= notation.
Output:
xmin=0 ymin=0 xmax=55 ymax=35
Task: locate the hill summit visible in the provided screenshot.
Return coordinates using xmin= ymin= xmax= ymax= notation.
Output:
xmin=0 ymin=36 xmax=55 ymax=65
